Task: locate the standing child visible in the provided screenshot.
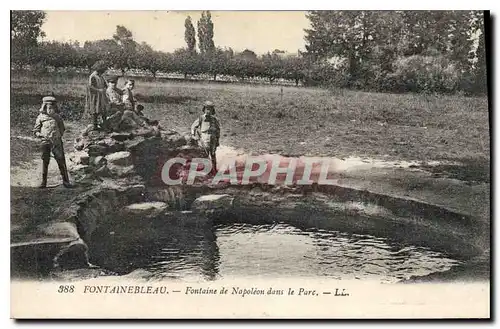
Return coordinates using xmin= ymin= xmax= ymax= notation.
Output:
xmin=85 ymin=60 xmax=109 ymax=130
xmin=33 ymin=96 xmax=72 ymax=188
xmin=191 ymin=101 xmax=221 ymax=173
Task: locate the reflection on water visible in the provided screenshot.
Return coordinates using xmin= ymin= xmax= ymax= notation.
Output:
xmin=89 ymin=214 xmax=462 ymax=283
xmin=215 ymin=224 xmax=461 ymax=283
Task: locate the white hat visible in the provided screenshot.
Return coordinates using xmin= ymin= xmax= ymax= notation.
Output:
xmin=203 ymin=101 xmax=215 ymax=108
xmin=42 ymin=96 xmax=56 ymax=103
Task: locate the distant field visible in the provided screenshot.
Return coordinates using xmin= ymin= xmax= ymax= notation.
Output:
xmin=11 ymin=73 xmax=490 ymax=166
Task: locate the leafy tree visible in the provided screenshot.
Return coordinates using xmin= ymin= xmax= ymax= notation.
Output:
xmin=85 ymin=39 xmax=121 ymax=67
xmin=446 ymin=11 xmax=475 ymax=73
xmin=112 ymin=25 xmax=133 ymax=46
xmin=184 ymin=16 xmax=196 ymax=54
xmin=303 ymin=10 xmax=484 ymax=91
xmin=204 ymin=11 xmax=215 ymax=53
xmin=398 ymin=10 xmax=476 ymax=65
xmin=38 ymin=41 xmax=79 ymax=70
xmin=261 ymin=52 xmax=284 ymax=83
xmin=172 ymin=48 xmax=201 ymax=79
xmin=134 ymin=42 xmax=167 ymax=78
xmin=229 ymin=51 xmax=260 ymax=81
xmin=81 ymin=40 xmax=106 ymax=71
xmin=112 ymin=25 xmax=137 ymax=74
xmin=11 ymin=10 xmax=46 ymax=69
xmin=399 ymin=11 xmax=447 ymax=56
xmin=304 ymin=11 xmax=384 ymax=85
xmin=205 ymin=47 xmax=232 ymax=80
xmin=472 ymin=11 xmax=487 ymax=93
xmin=197 ymin=13 xmax=205 ymax=54
xmin=239 ymin=49 xmax=257 ymax=61
xmin=283 ymin=56 xmax=307 ymax=86
xmin=197 ymin=11 xmax=215 ymax=54
xmin=159 ymin=52 xmax=176 ymax=75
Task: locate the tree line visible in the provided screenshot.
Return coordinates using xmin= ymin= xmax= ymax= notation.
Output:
xmin=11 ymin=10 xmax=487 ymax=94
xmin=304 ymin=11 xmax=487 ymax=94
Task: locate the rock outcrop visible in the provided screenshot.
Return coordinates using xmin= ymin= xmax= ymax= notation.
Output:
xmin=191 ymin=194 xmax=234 ymax=212
xmin=69 ymin=125 xmax=206 ymax=186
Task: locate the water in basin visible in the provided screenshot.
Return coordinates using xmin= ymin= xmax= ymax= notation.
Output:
xmin=89 ymin=213 xmax=462 ymax=283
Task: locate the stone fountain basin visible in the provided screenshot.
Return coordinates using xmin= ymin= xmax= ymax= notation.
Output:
xmin=10 ymin=182 xmax=488 ymax=280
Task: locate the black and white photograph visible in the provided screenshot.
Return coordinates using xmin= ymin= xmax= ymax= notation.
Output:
xmin=9 ymin=9 xmax=491 ymax=319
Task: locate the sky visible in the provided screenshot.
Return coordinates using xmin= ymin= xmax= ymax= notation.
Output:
xmin=41 ymin=11 xmax=311 ymax=55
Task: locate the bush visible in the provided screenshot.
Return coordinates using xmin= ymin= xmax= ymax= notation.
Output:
xmin=387 ymin=55 xmax=462 ymax=94
xmin=302 ymin=63 xmax=349 ymax=88
xmin=31 ymin=61 xmax=49 ymax=76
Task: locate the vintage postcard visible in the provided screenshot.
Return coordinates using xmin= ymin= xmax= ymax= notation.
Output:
xmin=10 ymin=10 xmax=490 ymax=319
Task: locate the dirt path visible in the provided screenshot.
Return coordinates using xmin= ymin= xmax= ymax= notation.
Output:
xmin=214 ymin=145 xmax=489 ymax=219
xmin=10 ymin=127 xmax=90 ymax=238
xmin=11 ymin=141 xmax=65 ymax=188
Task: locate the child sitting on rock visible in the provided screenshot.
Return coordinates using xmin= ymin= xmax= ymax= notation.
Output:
xmin=106 ymin=76 xmax=148 ymax=131
xmin=122 ymin=79 xmax=158 ymax=126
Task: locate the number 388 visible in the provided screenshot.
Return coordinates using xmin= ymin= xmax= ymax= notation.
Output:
xmin=58 ymin=285 xmax=75 ymax=293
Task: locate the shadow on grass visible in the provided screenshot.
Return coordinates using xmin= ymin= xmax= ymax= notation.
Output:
xmin=11 ymin=186 xmax=82 ymax=231
xmin=134 ymin=94 xmax=198 ymax=104
xmin=417 ymin=158 xmax=490 ymax=183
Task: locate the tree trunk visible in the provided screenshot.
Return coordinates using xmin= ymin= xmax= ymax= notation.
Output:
xmin=213 ymin=73 xmax=217 ymax=81
xmin=184 ymin=72 xmax=188 ymax=79
xmin=295 ymin=78 xmax=299 ymax=87
xmin=348 ymin=50 xmax=358 ymax=88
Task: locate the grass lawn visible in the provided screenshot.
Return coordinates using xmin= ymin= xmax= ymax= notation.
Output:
xmin=11 ymin=73 xmax=490 ymax=172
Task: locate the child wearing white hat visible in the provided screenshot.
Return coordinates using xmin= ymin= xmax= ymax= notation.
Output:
xmin=33 ymin=96 xmax=72 ymax=188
